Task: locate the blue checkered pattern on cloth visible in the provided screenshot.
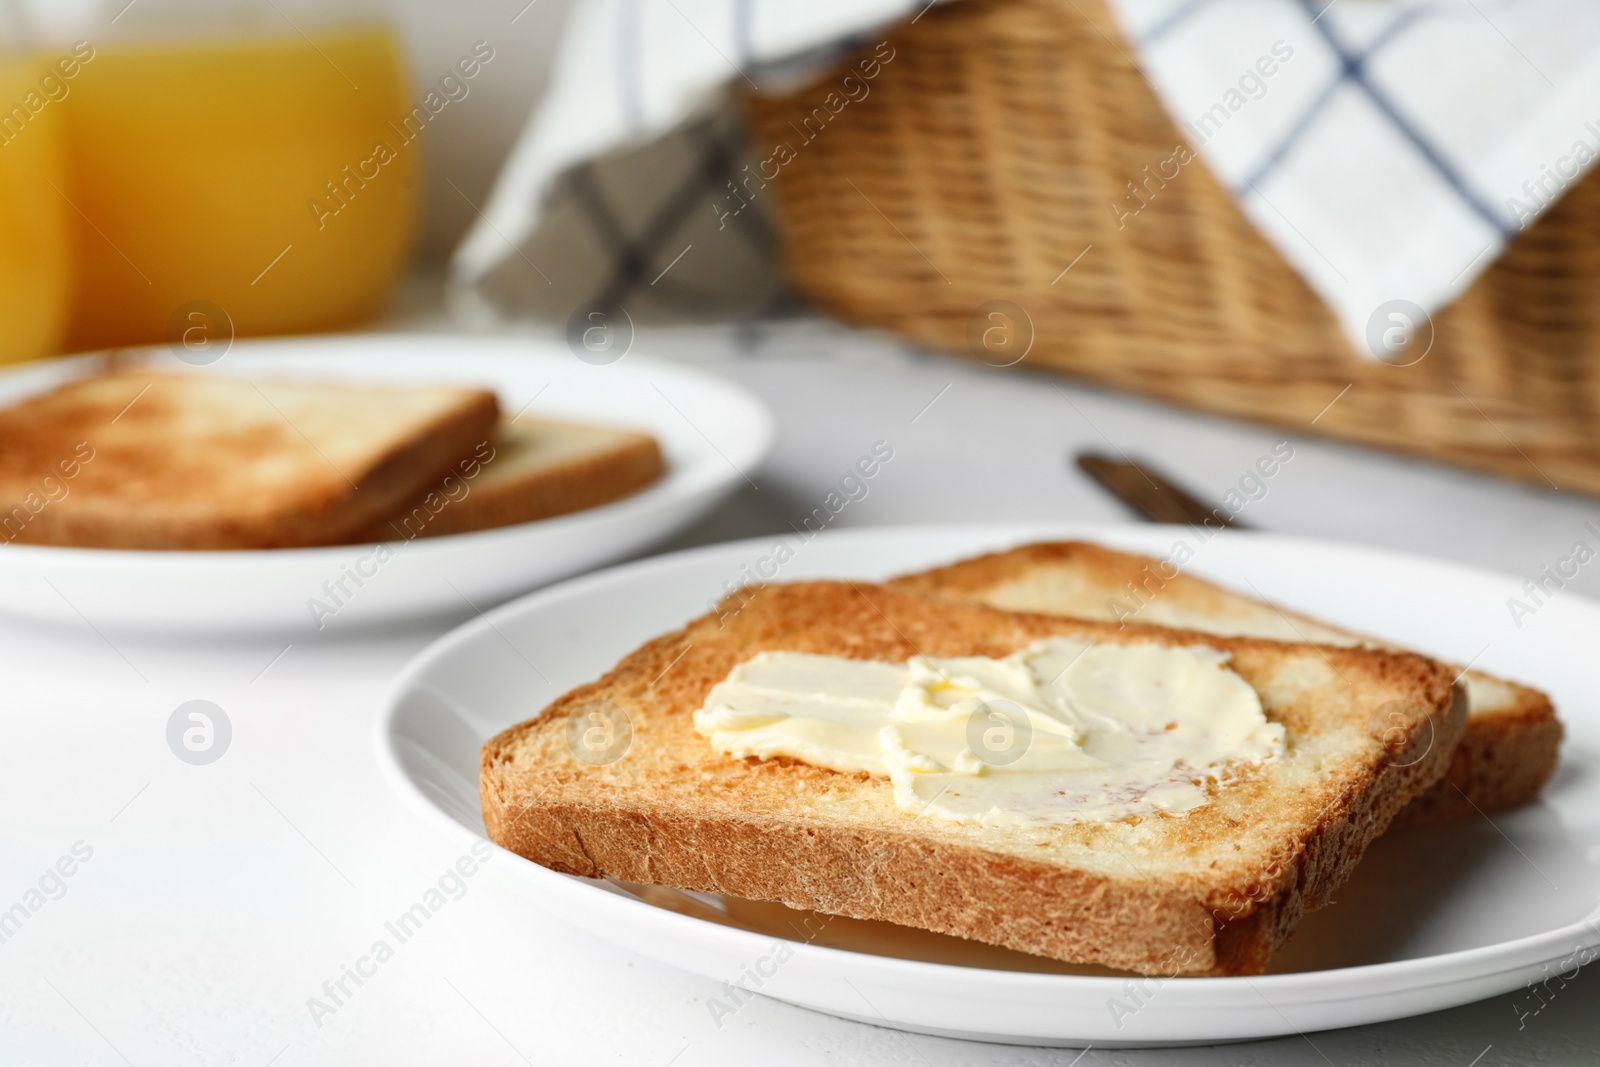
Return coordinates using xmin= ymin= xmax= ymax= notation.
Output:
xmin=453 ymin=0 xmax=1600 ymax=356
xmin=1116 ymin=0 xmax=1600 ymax=352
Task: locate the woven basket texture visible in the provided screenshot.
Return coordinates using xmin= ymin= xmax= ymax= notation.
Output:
xmin=745 ymin=0 xmax=1600 ymax=494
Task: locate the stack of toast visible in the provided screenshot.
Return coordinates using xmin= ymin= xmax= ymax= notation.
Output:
xmin=482 ymin=541 xmax=1561 ymax=976
xmin=0 ymin=373 xmax=664 ymax=549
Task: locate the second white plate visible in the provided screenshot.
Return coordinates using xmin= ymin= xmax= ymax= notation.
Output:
xmin=377 ymin=524 xmax=1600 ymax=1047
xmin=0 ymin=334 xmax=772 ymax=633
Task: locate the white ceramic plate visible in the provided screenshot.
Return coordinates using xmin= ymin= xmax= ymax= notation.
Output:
xmin=376 ymin=524 xmax=1600 ymax=1047
xmin=0 ymin=335 xmax=772 ymax=633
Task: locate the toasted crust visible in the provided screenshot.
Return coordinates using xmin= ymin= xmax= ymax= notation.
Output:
xmin=0 ymin=373 xmax=499 ymax=549
xmin=891 ymin=541 xmax=1562 ymax=824
xmin=1394 ymin=681 xmax=1560 ymax=825
xmin=360 ymin=416 xmax=664 ymax=542
xmin=482 ymin=581 xmax=1464 ymax=975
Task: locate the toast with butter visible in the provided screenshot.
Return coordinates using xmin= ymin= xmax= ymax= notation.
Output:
xmin=482 ymin=581 xmax=1463 ymax=975
xmin=890 ymin=541 xmax=1560 ymax=825
xmin=361 ymin=416 xmax=663 ymax=542
xmin=0 ymin=373 xmax=498 ymax=549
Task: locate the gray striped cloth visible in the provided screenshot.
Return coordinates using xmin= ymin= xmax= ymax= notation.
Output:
xmin=453 ymin=0 xmax=1600 ymax=360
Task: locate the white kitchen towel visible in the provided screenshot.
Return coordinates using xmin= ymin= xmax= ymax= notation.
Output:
xmin=453 ymin=0 xmax=1600 ymax=358
xmin=449 ymin=0 xmax=934 ymax=327
xmin=1114 ymin=0 xmax=1600 ymax=356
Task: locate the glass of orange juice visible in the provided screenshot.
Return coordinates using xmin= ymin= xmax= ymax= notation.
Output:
xmin=0 ymin=1 xmax=420 ymax=360
xmin=0 ymin=49 xmax=73 ymax=364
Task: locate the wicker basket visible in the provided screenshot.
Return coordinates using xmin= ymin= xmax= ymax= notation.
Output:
xmin=745 ymin=0 xmax=1600 ymax=495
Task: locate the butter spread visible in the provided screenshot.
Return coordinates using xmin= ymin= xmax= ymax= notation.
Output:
xmin=693 ymin=639 xmax=1285 ymax=827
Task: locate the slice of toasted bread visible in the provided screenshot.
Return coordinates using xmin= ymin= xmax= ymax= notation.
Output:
xmin=482 ymin=581 xmax=1464 ymax=975
xmin=360 ymin=416 xmax=663 ymax=542
xmin=890 ymin=541 xmax=1561 ymax=826
xmin=0 ymin=372 xmax=499 ymax=549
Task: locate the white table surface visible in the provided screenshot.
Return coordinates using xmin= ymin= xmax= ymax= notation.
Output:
xmin=4 ymin=313 xmax=1597 ymax=1065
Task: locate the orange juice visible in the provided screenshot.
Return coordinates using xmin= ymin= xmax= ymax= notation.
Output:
xmin=55 ymin=27 xmax=418 ymax=352
xmin=0 ymin=54 xmax=72 ymax=364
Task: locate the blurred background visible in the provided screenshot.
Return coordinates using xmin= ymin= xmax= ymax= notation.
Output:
xmin=0 ymin=0 xmax=573 ymax=356
xmin=5 ymin=0 xmax=1596 ymax=508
